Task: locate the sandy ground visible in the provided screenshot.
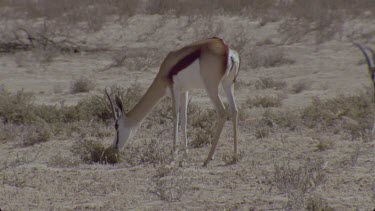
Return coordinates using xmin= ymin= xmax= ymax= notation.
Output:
xmin=1 ymin=15 xmax=375 ymax=210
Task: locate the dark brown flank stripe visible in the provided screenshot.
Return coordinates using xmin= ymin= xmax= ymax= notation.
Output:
xmin=168 ymin=49 xmax=201 ymax=80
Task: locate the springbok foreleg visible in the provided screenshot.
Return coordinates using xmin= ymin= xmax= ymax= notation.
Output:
xmin=203 ymin=91 xmax=227 ymax=167
xmin=223 ymin=80 xmax=238 ymax=155
xmin=180 ymin=91 xmax=189 ymax=153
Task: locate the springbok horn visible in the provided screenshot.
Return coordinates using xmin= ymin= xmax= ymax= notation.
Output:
xmin=353 ymin=42 xmax=373 ymax=70
xmin=365 ymin=47 xmax=375 ymax=68
xmin=105 ymin=87 xmax=117 ymax=120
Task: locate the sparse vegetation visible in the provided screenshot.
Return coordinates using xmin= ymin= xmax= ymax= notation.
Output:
xmin=302 ymin=92 xmax=375 ymax=134
xmin=123 ymin=139 xmax=173 ymax=166
xmin=148 ymin=167 xmax=192 ymax=202
xmin=71 ymin=138 xmax=120 ymax=164
xmin=305 ymin=194 xmax=334 ymax=211
xmin=291 ymin=80 xmax=311 ymax=94
xmin=265 ymin=159 xmax=327 ymax=209
xmin=246 ymin=95 xmax=283 ymax=108
xmin=70 ymin=77 xmax=95 ymax=94
xmin=254 ymin=77 xmax=287 ymax=90
xmin=249 ymin=47 xmax=295 ymax=69
xmin=21 ymin=122 xmax=52 ymax=146
xmin=187 ymin=104 xmax=216 ymax=148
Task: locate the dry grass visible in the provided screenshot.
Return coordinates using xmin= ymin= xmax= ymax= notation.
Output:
xmin=123 ymin=139 xmax=173 ymax=166
xmin=71 ymin=138 xmax=120 ymax=164
xmin=291 ymin=80 xmax=312 ymax=94
xmin=248 ymin=47 xmax=295 ymax=69
xmin=302 ymin=92 xmax=375 ymax=134
xmin=148 ymin=167 xmax=192 ymax=202
xmin=265 ymin=159 xmax=327 ymax=209
xmin=254 ymin=77 xmax=287 ymax=90
xmin=246 ymin=95 xmax=283 ymax=109
xmin=21 ymin=122 xmax=52 ymax=146
xmin=70 ymin=77 xmax=95 ymax=94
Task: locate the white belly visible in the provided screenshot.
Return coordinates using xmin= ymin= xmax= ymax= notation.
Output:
xmin=172 ymin=59 xmax=205 ymax=92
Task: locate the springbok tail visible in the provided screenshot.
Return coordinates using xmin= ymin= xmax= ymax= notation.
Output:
xmin=227 ymin=50 xmax=241 ymax=82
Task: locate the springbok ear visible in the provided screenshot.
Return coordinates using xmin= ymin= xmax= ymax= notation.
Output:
xmin=115 ymin=95 xmax=124 ymax=113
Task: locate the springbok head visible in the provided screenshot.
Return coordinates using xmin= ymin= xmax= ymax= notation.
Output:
xmin=105 ymin=88 xmax=135 ymax=149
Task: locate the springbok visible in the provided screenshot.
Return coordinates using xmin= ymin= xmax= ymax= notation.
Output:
xmin=353 ymin=42 xmax=375 ymax=100
xmin=105 ymin=37 xmax=240 ymax=167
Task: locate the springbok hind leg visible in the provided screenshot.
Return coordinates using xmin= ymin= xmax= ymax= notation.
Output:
xmin=222 ymin=79 xmax=238 ymax=155
xmin=180 ymin=91 xmax=189 ymax=153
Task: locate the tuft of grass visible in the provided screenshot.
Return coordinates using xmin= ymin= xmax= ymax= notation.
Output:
xmin=222 ymin=150 xmax=243 ymax=165
xmin=70 ymin=77 xmax=95 ymax=94
xmin=255 ymin=77 xmax=287 ymax=90
xmin=71 ymin=138 xmax=120 ymax=164
xmin=315 ymin=138 xmax=334 ymax=151
xmin=249 ymin=47 xmax=295 ymax=69
xmin=48 ymin=152 xmax=80 ymax=168
xmin=22 ymin=122 xmax=52 ymax=146
xmin=123 ymin=139 xmax=173 ymax=166
xmin=0 ymin=89 xmax=35 ymax=124
xmin=188 ymin=103 xmax=216 ymax=148
xmin=254 ymin=119 xmax=273 ymax=139
xmin=305 ymin=194 xmax=334 ymax=211
xmin=265 ymin=159 xmax=327 ymax=209
xmin=302 ymin=93 xmax=375 ymax=133
xmin=291 ymin=80 xmax=311 ymax=94
xmin=262 ymin=109 xmax=300 ymax=130
xmin=246 ymin=95 xmax=283 ymax=108
xmin=148 ymin=167 xmax=191 ymax=202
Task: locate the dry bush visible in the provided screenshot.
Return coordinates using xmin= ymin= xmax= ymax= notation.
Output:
xmin=48 ymin=152 xmax=80 ymax=168
xmin=222 ymin=150 xmax=243 ymax=165
xmin=302 ymin=92 xmax=375 ymax=135
xmin=249 ymin=47 xmax=295 ymax=69
xmin=0 ymin=123 xmax=18 ymax=143
xmin=275 ymin=0 xmax=375 ymax=44
xmin=0 ymin=89 xmax=35 ymax=124
xmin=246 ymin=95 xmax=283 ymax=108
xmin=71 ymin=138 xmax=120 ymax=164
xmin=265 ymin=159 xmax=327 ymax=209
xmin=148 ymin=167 xmax=192 ymax=202
xmin=261 ymin=109 xmax=300 ymax=131
xmin=0 ymin=85 xmax=142 ymax=127
xmin=70 ymin=77 xmax=95 ymax=94
xmin=188 ymin=103 xmax=216 ymax=148
xmin=305 ymin=194 xmax=334 ymax=211
xmin=291 ymin=80 xmax=311 ymax=94
xmin=254 ymin=77 xmax=287 ymax=90
xmin=122 ymin=139 xmax=173 ymax=166
xmin=21 ymin=122 xmax=52 ymax=146
xmin=2 ymin=0 xmax=140 ymax=30
xmin=315 ymin=138 xmax=334 ymax=152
